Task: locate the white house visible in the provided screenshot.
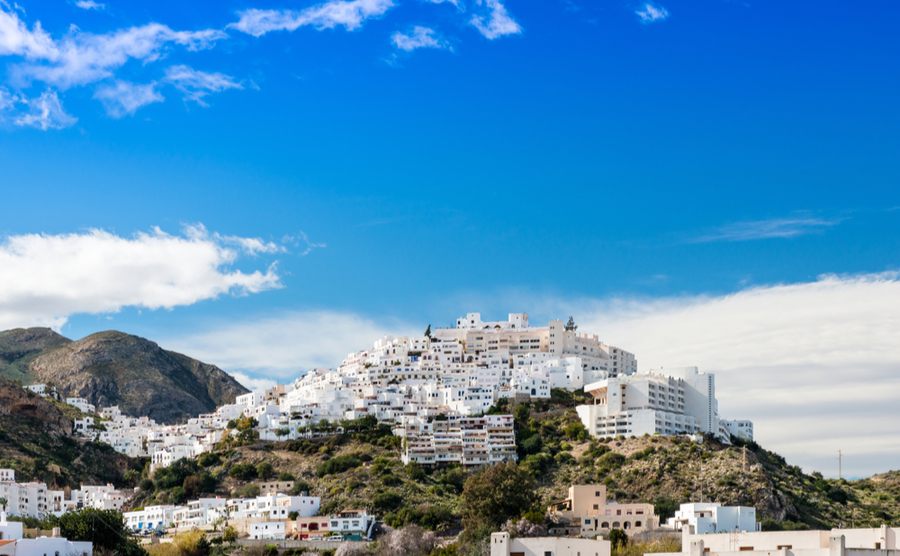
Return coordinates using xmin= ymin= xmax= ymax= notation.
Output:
xmin=667 ymin=503 xmax=758 ymax=534
xmin=490 ymin=532 xmax=610 ymax=556
xmin=0 ymin=511 xmax=93 ymax=556
xmin=250 ymin=521 xmax=286 ymax=540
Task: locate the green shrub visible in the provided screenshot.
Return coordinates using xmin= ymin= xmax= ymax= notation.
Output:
xmin=317 ymin=455 xmax=362 ymax=477
xmin=198 ymin=452 xmax=220 ymax=468
xmin=229 ymin=463 xmax=257 ymax=481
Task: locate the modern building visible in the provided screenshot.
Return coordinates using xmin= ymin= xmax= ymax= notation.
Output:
xmin=667 ymin=503 xmax=758 ymax=534
xmin=397 ymin=415 xmax=517 ymax=466
xmin=576 ymin=367 xmax=750 ymax=442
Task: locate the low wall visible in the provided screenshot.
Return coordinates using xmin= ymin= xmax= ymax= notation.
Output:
xmin=236 ymin=539 xmax=370 ymax=550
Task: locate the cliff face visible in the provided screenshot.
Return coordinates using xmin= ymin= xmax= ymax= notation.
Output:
xmin=0 ymin=328 xmax=249 ymax=424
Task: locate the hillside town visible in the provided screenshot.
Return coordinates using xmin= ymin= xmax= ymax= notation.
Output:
xmin=25 ymin=313 xmax=752 ymax=475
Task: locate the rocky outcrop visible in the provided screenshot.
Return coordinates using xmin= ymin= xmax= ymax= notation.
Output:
xmin=0 ymin=328 xmax=249 ymax=424
xmin=0 ymin=376 xmax=72 ymax=436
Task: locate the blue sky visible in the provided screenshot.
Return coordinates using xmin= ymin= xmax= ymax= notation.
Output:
xmin=1 ymin=0 xmax=899 ymax=477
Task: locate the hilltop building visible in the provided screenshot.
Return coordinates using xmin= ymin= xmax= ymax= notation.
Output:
xmin=576 ymin=367 xmax=750 ymax=442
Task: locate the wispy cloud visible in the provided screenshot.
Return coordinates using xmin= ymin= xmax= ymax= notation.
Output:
xmin=282 ymin=231 xmax=326 ymax=256
xmin=0 ymin=224 xmax=282 ymax=330
xmin=93 ymin=80 xmax=163 ymax=118
xmin=13 ymin=89 xmax=77 ymax=129
xmin=228 ymin=0 xmax=395 ymax=37
xmin=635 ymin=2 xmax=669 ymax=24
xmin=423 ymin=0 xmax=463 ymax=9
xmin=74 ymin=0 xmax=105 ymax=10
xmin=694 ymin=215 xmax=846 ymax=242
xmin=392 ymin=26 xmax=451 ymax=52
xmin=2 ymin=8 xmax=227 ymax=89
xmin=470 ymin=0 xmax=521 ymax=39
xmin=163 ymin=65 xmax=242 ymax=106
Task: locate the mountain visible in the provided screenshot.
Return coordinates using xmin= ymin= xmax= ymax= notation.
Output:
xmin=0 ymin=376 xmax=142 ymax=488
xmin=0 ymin=328 xmax=249 ymax=424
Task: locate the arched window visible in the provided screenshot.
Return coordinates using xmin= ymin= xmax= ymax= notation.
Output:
xmin=601 ymin=522 xmax=610 ymax=529
xmin=613 ymin=522 xmax=620 ymax=528
xmin=624 ymin=522 xmax=631 ymax=530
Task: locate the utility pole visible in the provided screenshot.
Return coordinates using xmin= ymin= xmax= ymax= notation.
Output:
xmin=743 ymin=446 xmax=747 ymax=473
xmin=838 ymin=450 xmax=842 ymax=480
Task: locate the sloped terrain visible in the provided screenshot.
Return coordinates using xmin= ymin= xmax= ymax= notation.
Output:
xmin=0 ymin=328 xmax=249 ymax=424
xmin=0 ymin=376 xmax=143 ymax=488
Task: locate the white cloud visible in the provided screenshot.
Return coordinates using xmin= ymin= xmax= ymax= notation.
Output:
xmin=1 ymin=5 xmax=227 ymax=89
xmin=231 ymin=371 xmax=277 ymax=392
xmin=470 ymin=0 xmax=521 ymax=40
xmin=0 ymin=86 xmax=14 ymax=112
xmin=75 ymin=1 xmax=104 ymax=10
xmin=635 ymin=2 xmax=669 ymax=24
xmin=0 ymin=6 xmax=57 ymax=59
xmin=163 ymin=65 xmax=242 ymax=106
xmin=565 ymin=272 xmax=900 ymax=478
xmin=217 ymin=234 xmax=287 ymax=255
xmin=229 ymin=0 xmax=395 ymax=37
xmin=695 ymin=216 xmax=845 ymax=242
xmin=392 ymin=26 xmax=450 ymax=52
xmin=424 ymin=0 xmax=462 ymax=9
xmin=13 ymin=89 xmax=77 ymax=129
xmin=93 ymin=80 xmax=163 ymax=117
xmin=164 ymin=311 xmax=418 ymax=380
xmin=0 ymin=225 xmax=283 ymax=331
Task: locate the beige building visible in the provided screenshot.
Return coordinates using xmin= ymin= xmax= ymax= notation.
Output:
xmin=547 ymin=485 xmax=658 ymax=537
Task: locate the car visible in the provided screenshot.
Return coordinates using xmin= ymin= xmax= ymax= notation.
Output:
xmin=326 ymin=536 xmax=344 ymax=542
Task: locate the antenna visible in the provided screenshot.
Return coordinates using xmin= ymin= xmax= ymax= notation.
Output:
xmin=838 ymin=450 xmax=842 ymax=480
xmin=742 ymin=446 xmax=747 ymax=473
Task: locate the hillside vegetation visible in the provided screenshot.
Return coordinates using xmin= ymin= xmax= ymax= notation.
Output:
xmin=129 ymin=390 xmax=900 ymax=534
xmin=0 ymin=376 xmax=144 ymax=488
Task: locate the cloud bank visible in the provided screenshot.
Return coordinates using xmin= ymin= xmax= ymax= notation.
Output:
xmin=571 ymin=272 xmax=900 ymax=478
xmin=0 ymin=225 xmax=283 ymax=330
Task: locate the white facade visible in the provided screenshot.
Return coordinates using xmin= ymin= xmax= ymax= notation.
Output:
xmin=398 ymin=415 xmax=516 ymax=466
xmin=123 ymin=505 xmax=177 ymax=531
xmin=667 ymin=503 xmax=758 ymax=534
xmin=250 ymin=521 xmax=286 ymax=540
xmin=0 ymin=512 xmax=93 ymax=556
xmin=65 ymin=398 xmax=96 ymax=414
xmin=490 ymin=533 xmax=611 ymax=556
xmin=722 ymin=420 xmax=754 ymax=442
xmin=577 ymin=367 xmax=750 ymax=442
xmin=662 ymin=526 xmax=900 ymax=556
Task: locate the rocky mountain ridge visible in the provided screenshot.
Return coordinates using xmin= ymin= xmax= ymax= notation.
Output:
xmin=0 ymin=327 xmax=249 ymax=424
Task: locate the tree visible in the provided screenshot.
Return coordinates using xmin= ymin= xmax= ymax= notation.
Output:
xmin=223 ymin=526 xmax=238 ymax=543
xmin=513 ymin=404 xmax=530 ymax=426
xmin=461 ymin=462 xmax=539 ymax=531
xmin=278 ymin=471 xmax=296 ymax=482
xmin=45 ymin=508 xmax=146 ymax=556
xmin=257 ymin=461 xmax=274 ymax=481
xmin=607 ymin=529 xmax=628 ymax=551
xmin=0 ymin=497 xmax=6 ymax=511
xmin=564 ymin=316 xmax=577 ymax=331
xmin=123 ymin=469 xmax=140 ymax=486
xmin=424 ymin=325 xmax=432 ymax=339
